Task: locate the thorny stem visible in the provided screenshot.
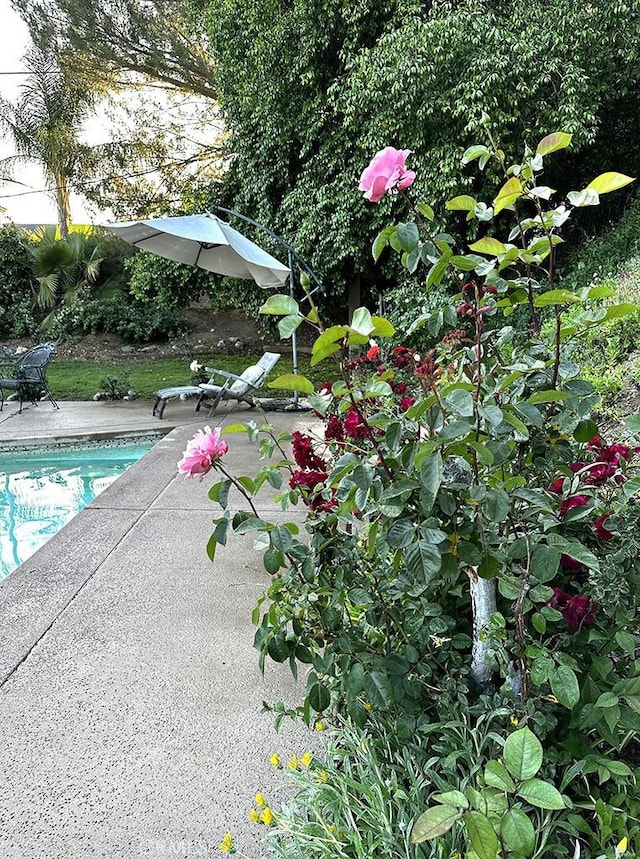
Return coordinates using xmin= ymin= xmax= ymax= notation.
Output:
xmin=512 ymin=532 xmax=532 ymax=699
xmin=217 ymin=464 xmax=259 ymax=516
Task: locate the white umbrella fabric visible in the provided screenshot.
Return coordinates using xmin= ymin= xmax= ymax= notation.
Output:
xmin=103 ymin=212 xmax=291 ymax=289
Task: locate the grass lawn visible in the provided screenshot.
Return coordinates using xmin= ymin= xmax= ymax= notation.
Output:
xmin=48 ymin=353 xmax=336 ymax=401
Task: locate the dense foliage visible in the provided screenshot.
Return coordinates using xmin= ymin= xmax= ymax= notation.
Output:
xmin=201 ymin=0 xmax=640 ymax=315
xmin=190 ymin=134 xmax=640 ymax=857
xmin=0 ymin=224 xmax=38 ymax=337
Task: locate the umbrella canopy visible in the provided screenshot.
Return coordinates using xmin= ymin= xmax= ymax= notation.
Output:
xmin=103 ymin=213 xmax=291 ymax=289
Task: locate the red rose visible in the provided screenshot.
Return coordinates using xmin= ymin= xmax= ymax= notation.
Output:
xmin=291 ymin=431 xmax=325 ymax=470
xmin=594 ymin=514 xmax=614 ymax=542
xmin=558 ymin=495 xmax=589 ymax=516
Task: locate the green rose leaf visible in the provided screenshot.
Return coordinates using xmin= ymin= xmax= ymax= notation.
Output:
xmin=433 ymin=790 xmax=469 ymax=809
xmin=464 ymin=811 xmax=499 ymax=859
xmin=536 ymin=131 xmax=572 ymax=156
xmin=397 ymin=221 xmax=420 ymax=250
xmin=468 ymin=236 xmax=508 ymax=256
xmin=517 ymin=778 xmax=566 ymax=810
xmin=278 ymin=314 xmax=303 ymax=338
xmin=550 ymin=665 xmax=580 ymax=709
xmin=268 ymin=373 xmax=314 ymax=393
xmin=500 ymin=807 xmax=536 ymax=857
xmin=259 ymin=294 xmax=299 ymax=315
xmin=411 ymin=805 xmax=462 ymax=843
xmin=484 ymin=760 xmax=516 ymax=792
xmin=446 ymin=194 xmax=477 ymax=212
xmin=587 ymin=172 xmax=635 ymax=195
xmin=504 ymin=727 xmax=543 ymax=780
xmin=372 ymin=225 xmax=396 ymax=261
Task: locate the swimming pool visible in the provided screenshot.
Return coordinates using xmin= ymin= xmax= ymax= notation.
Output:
xmin=0 ymin=435 xmax=162 ymax=580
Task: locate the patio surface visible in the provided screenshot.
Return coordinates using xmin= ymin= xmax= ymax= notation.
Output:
xmin=0 ymin=398 xmax=321 ymax=858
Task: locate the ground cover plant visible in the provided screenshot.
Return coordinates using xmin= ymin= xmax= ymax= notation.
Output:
xmin=181 ymin=132 xmax=640 ymax=858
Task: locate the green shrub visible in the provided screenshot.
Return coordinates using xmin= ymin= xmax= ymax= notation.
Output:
xmin=193 ymin=135 xmax=640 ymax=856
xmin=0 ymin=224 xmax=38 ymax=336
xmin=559 ymin=195 xmax=640 ymax=293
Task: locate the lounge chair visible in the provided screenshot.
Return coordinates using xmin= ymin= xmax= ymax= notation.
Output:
xmin=0 ymin=342 xmax=59 ymax=414
xmin=197 ymin=351 xmax=282 ymax=415
xmin=152 ymin=352 xmax=281 ymax=419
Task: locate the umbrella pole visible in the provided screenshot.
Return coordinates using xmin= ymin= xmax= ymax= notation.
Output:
xmin=288 ymin=248 xmax=299 ymax=408
xmin=211 ymin=205 xmax=325 ymax=410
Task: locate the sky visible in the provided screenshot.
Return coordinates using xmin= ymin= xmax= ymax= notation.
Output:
xmin=0 ymin=0 xmax=99 ymax=225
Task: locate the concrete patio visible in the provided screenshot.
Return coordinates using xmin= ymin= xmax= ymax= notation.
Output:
xmin=0 ymin=398 xmax=320 ymax=858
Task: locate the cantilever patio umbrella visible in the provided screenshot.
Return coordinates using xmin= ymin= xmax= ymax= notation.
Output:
xmin=103 ymin=210 xmax=313 ymax=408
xmin=102 ymin=212 xmax=291 ymax=289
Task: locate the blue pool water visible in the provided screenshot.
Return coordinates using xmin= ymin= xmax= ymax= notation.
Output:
xmin=0 ymin=436 xmax=160 ymax=580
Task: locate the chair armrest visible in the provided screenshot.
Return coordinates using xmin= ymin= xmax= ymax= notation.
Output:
xmin=204 ymin=367 xmax=244 ymax=383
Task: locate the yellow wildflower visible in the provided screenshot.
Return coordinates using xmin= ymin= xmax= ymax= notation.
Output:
xmin=300 ymin=751 xmax=313 ymax=767
xmin=218 ymin=832 xmax=234 ymax=853
xmin=260 ymin=806 xmax=274 ymax=826
xmin=510 ymin=715 xmax=519 ymax=727
xmin=363 ymin=700 xmax=373 ymax=711
xmin=316 ymin=769 xmax=329 ymax=783
xmin=288 ymin=754 xmax=299 ymax=770
xmin=315 ymin=720 xmax=326 ymax=731
xmin=617 ymin=837 xmax=628 ymax=855
xmin=248 ymin=809 xmax=260 ymax=823
xmin=254 ymin=792 xmax=266 ymax=808
xmin=269 ymin=753 xmax=280 ymax=767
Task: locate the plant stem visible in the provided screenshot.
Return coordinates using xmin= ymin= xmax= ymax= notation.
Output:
xmin=468 ymin=566 xmax=497 ymax=688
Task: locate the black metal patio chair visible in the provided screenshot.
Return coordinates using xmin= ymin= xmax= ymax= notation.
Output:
xmin=0 ymin=342 xmax=59 ymax=413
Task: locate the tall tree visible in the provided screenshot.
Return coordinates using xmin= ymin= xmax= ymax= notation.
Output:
xmin=0 ymin=46 xmax=94 ymax=237
xmin=203 ymin=0 xmax=640 ymax=311
xmin=15 ymin=0 xmax=218 ymax=100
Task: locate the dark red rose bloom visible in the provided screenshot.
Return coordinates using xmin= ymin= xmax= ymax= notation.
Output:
xmin=558 ymin=494 xmax=589 ymax=516
xmin=549 ymin=477 xmax=565 ymax=494
xmin=560 ymin=553 xmax=584 ymax=571
xmin=587 ymin=435 xmax=603 ymax=451
xmin=324 ymin=414 xmax=344 ymax=443
xmin=289 ymin=469 xmax=336 ymax=512
xmin=291 ymin=431 xmax=325 ymax=470
xmin=548 ymin=588 xmax=598 ymax=632
xmin=399 ymin=396 xmax=416 ymax=412
xmin=392 ymin=382 xmax=407 ymax=395
xmin=569 ymin=462 xmax=586 ymax=473
xmin=594 ymin=513 xmax=614 ymax=542
xmin=600 ymin=443 xmax=631 ymax=464
xmin=344 ymin=407 xmax=370 ymax=440
xmin=289 ymin=469 xmax=327 ymax=491
xmin=583 ymin=463 xmax=617 ymax=485
xmin=391 ymin=346 xmax=414 ymax=369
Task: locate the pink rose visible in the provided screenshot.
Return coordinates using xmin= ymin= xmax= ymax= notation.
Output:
xmin=358 ymin=147 xmax=416 ymax=203
xmin=178 ymin=425 xmax=228 ymax=479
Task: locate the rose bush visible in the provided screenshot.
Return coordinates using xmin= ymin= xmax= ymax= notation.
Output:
xmin=186 ymin=132 xmax=640 ymax=855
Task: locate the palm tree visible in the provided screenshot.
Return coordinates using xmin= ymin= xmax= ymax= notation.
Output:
xmin=0 ymin=46 xmax=94 ymax=238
